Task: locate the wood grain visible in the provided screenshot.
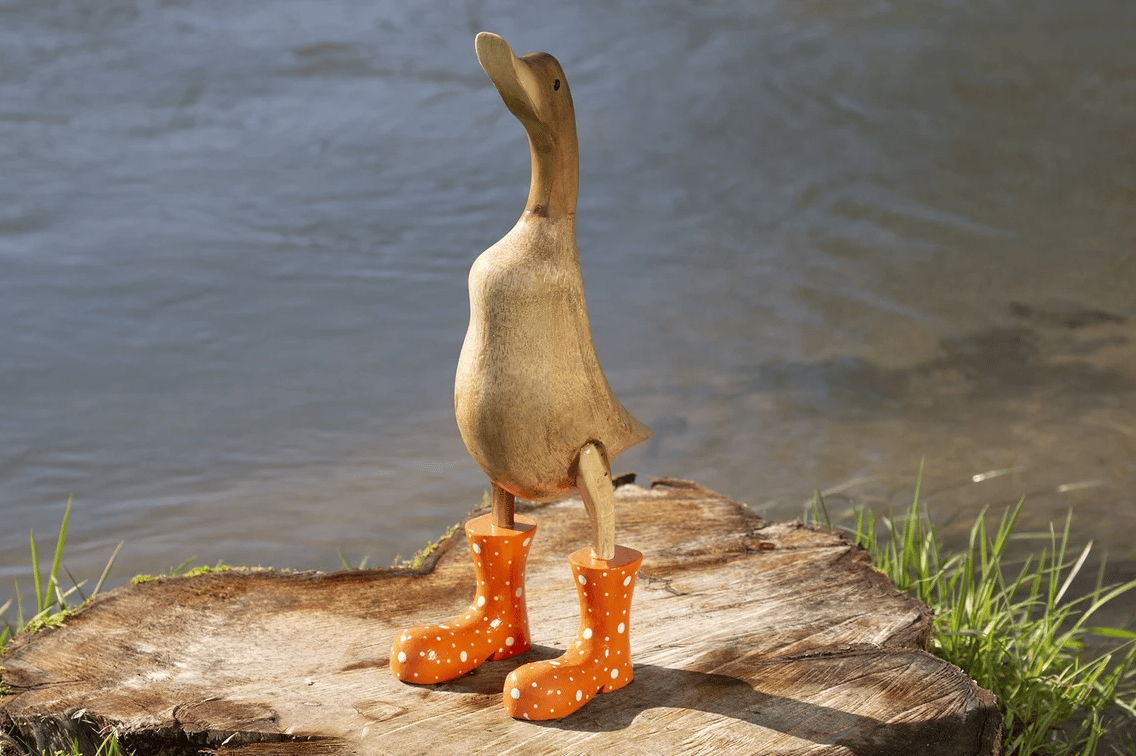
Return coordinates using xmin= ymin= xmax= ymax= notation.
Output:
xmin=0 ymin=479 xmax=1001 ymax=755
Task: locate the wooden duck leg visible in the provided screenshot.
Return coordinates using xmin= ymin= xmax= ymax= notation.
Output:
xmin=576 ymin=443 xmax=615 ymax=560
xmin=491 ymin=482 xmax=515 ymax=530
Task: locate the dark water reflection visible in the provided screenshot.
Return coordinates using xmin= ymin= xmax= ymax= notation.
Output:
xmin=0 ymin=0 xmax=1133 ymax=629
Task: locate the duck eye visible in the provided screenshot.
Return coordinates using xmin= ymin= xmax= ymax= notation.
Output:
xmin=553 ymin=79 xmax=561 ymax=91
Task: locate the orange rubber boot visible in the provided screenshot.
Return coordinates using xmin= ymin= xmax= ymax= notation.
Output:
xmin=390 ymin=514 xmax=536 ymax=684
xmin=503 ymin=544 xmax=642 ymax=720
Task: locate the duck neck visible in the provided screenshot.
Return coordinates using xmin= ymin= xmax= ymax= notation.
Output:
xmin=523 ymin=122 xmax=578 ymax=221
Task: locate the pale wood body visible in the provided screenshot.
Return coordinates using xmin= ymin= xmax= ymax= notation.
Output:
xmin=0 ymin=480 xmax=1002 ymax=755
xmin=456 ymin=215 xmax=649 ymax=502
xmin=456 ymin=33 xmax=650 ymax=505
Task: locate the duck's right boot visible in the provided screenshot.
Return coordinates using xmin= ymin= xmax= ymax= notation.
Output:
xmin=390 ymin=513 xmax=537 ymax=684
xmin=503 ymin=544 xmax=642 ymax=720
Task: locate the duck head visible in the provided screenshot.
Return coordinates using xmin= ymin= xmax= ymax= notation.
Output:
xmin=475 ymin=32 xmax=579 ymax=220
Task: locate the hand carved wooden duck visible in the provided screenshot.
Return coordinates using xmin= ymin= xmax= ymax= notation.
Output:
xmin=456 ymin=32 xmax=652 ymax=550
xmin=390 ymin=32 xmax=651 ymax=721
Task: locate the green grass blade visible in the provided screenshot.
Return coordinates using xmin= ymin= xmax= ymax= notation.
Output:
xmin=1054 ymin=543 xmax=1090 ymax=609
xmin=0 ymin=599 xmax=11 ymax=651
xmin=811 ymin=485 xmax=832 ymax=528
xmin=51 ymin=576 xmax=69 ymax=611
xmin=64 ymin=565 xmax=88 ymax=603
xmin=91 ymin=541 xmax=124 ymax=597
xmin=1068 ymin=579 xmax=1136 ymax=633
xmin=50 ymin=497 xmax=73 ymax=605
xmin=14 ymin=579 xmax=24 ymax=629
xmin=912 ymin=458 xmax=924 ymax=505
xmin=170 ymin=558 xmax=197 ymax=576
xmin=1087 ymin=626 xmax=1136 ymax=640
xmin=29 ymin=529 xmax=43 ymax=613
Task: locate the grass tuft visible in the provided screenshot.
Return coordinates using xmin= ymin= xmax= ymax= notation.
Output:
xmin=1 ymin=500 xmax=128 ymax=755
xmin=338 ymin=550 xmax=369 ymax=571
xmin=392 ymin=522 xmax=461 ymax=570
xmin=809 ymin=462 xmax=1136 ymax=756
xmin=1 ymin=498 xmax=122 ymax=654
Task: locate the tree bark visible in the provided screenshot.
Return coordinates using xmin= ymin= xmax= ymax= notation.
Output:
xmin=0 ymin=478 xmax=1001 ymax=755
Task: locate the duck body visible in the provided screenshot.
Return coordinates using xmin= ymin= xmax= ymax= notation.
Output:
xmin=456 ymin=214 xmax=650 ymax=502
xmin=455 ymin=33 xmax=650 ymax=503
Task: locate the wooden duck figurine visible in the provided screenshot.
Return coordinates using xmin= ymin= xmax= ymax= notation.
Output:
xmin=390 ymin=32 xmax=651 ymax=721
xmin=456 ymin=32 xmax=652 ymax=550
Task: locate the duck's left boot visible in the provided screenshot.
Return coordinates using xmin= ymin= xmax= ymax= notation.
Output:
xmin=503 ymin=544 xmax=642 ymax=720
xmin=390 ymin=513 xmax=536 ymax=684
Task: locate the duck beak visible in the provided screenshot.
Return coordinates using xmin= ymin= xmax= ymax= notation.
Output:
xmin=475 ymin=32 xmax=542 ymax=125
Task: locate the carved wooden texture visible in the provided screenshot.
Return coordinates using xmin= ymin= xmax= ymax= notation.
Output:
xmin=0 ymin=479 xmax=1002 ymax=755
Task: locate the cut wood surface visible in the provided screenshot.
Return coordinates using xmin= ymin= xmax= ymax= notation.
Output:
xmin=0 ymin=478 xmax=1002 ymax=755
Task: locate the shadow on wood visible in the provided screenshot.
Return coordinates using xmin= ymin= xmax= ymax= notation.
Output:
xmin=0 ymin=479 xmax=1002 ymax=755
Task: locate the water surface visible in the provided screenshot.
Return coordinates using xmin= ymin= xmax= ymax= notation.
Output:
xmin=1 ymin=0 xmax=1133 ymax=621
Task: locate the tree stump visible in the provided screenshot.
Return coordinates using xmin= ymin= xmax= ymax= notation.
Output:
xmin=0 ymin=479 xmax=1002 ymax=755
